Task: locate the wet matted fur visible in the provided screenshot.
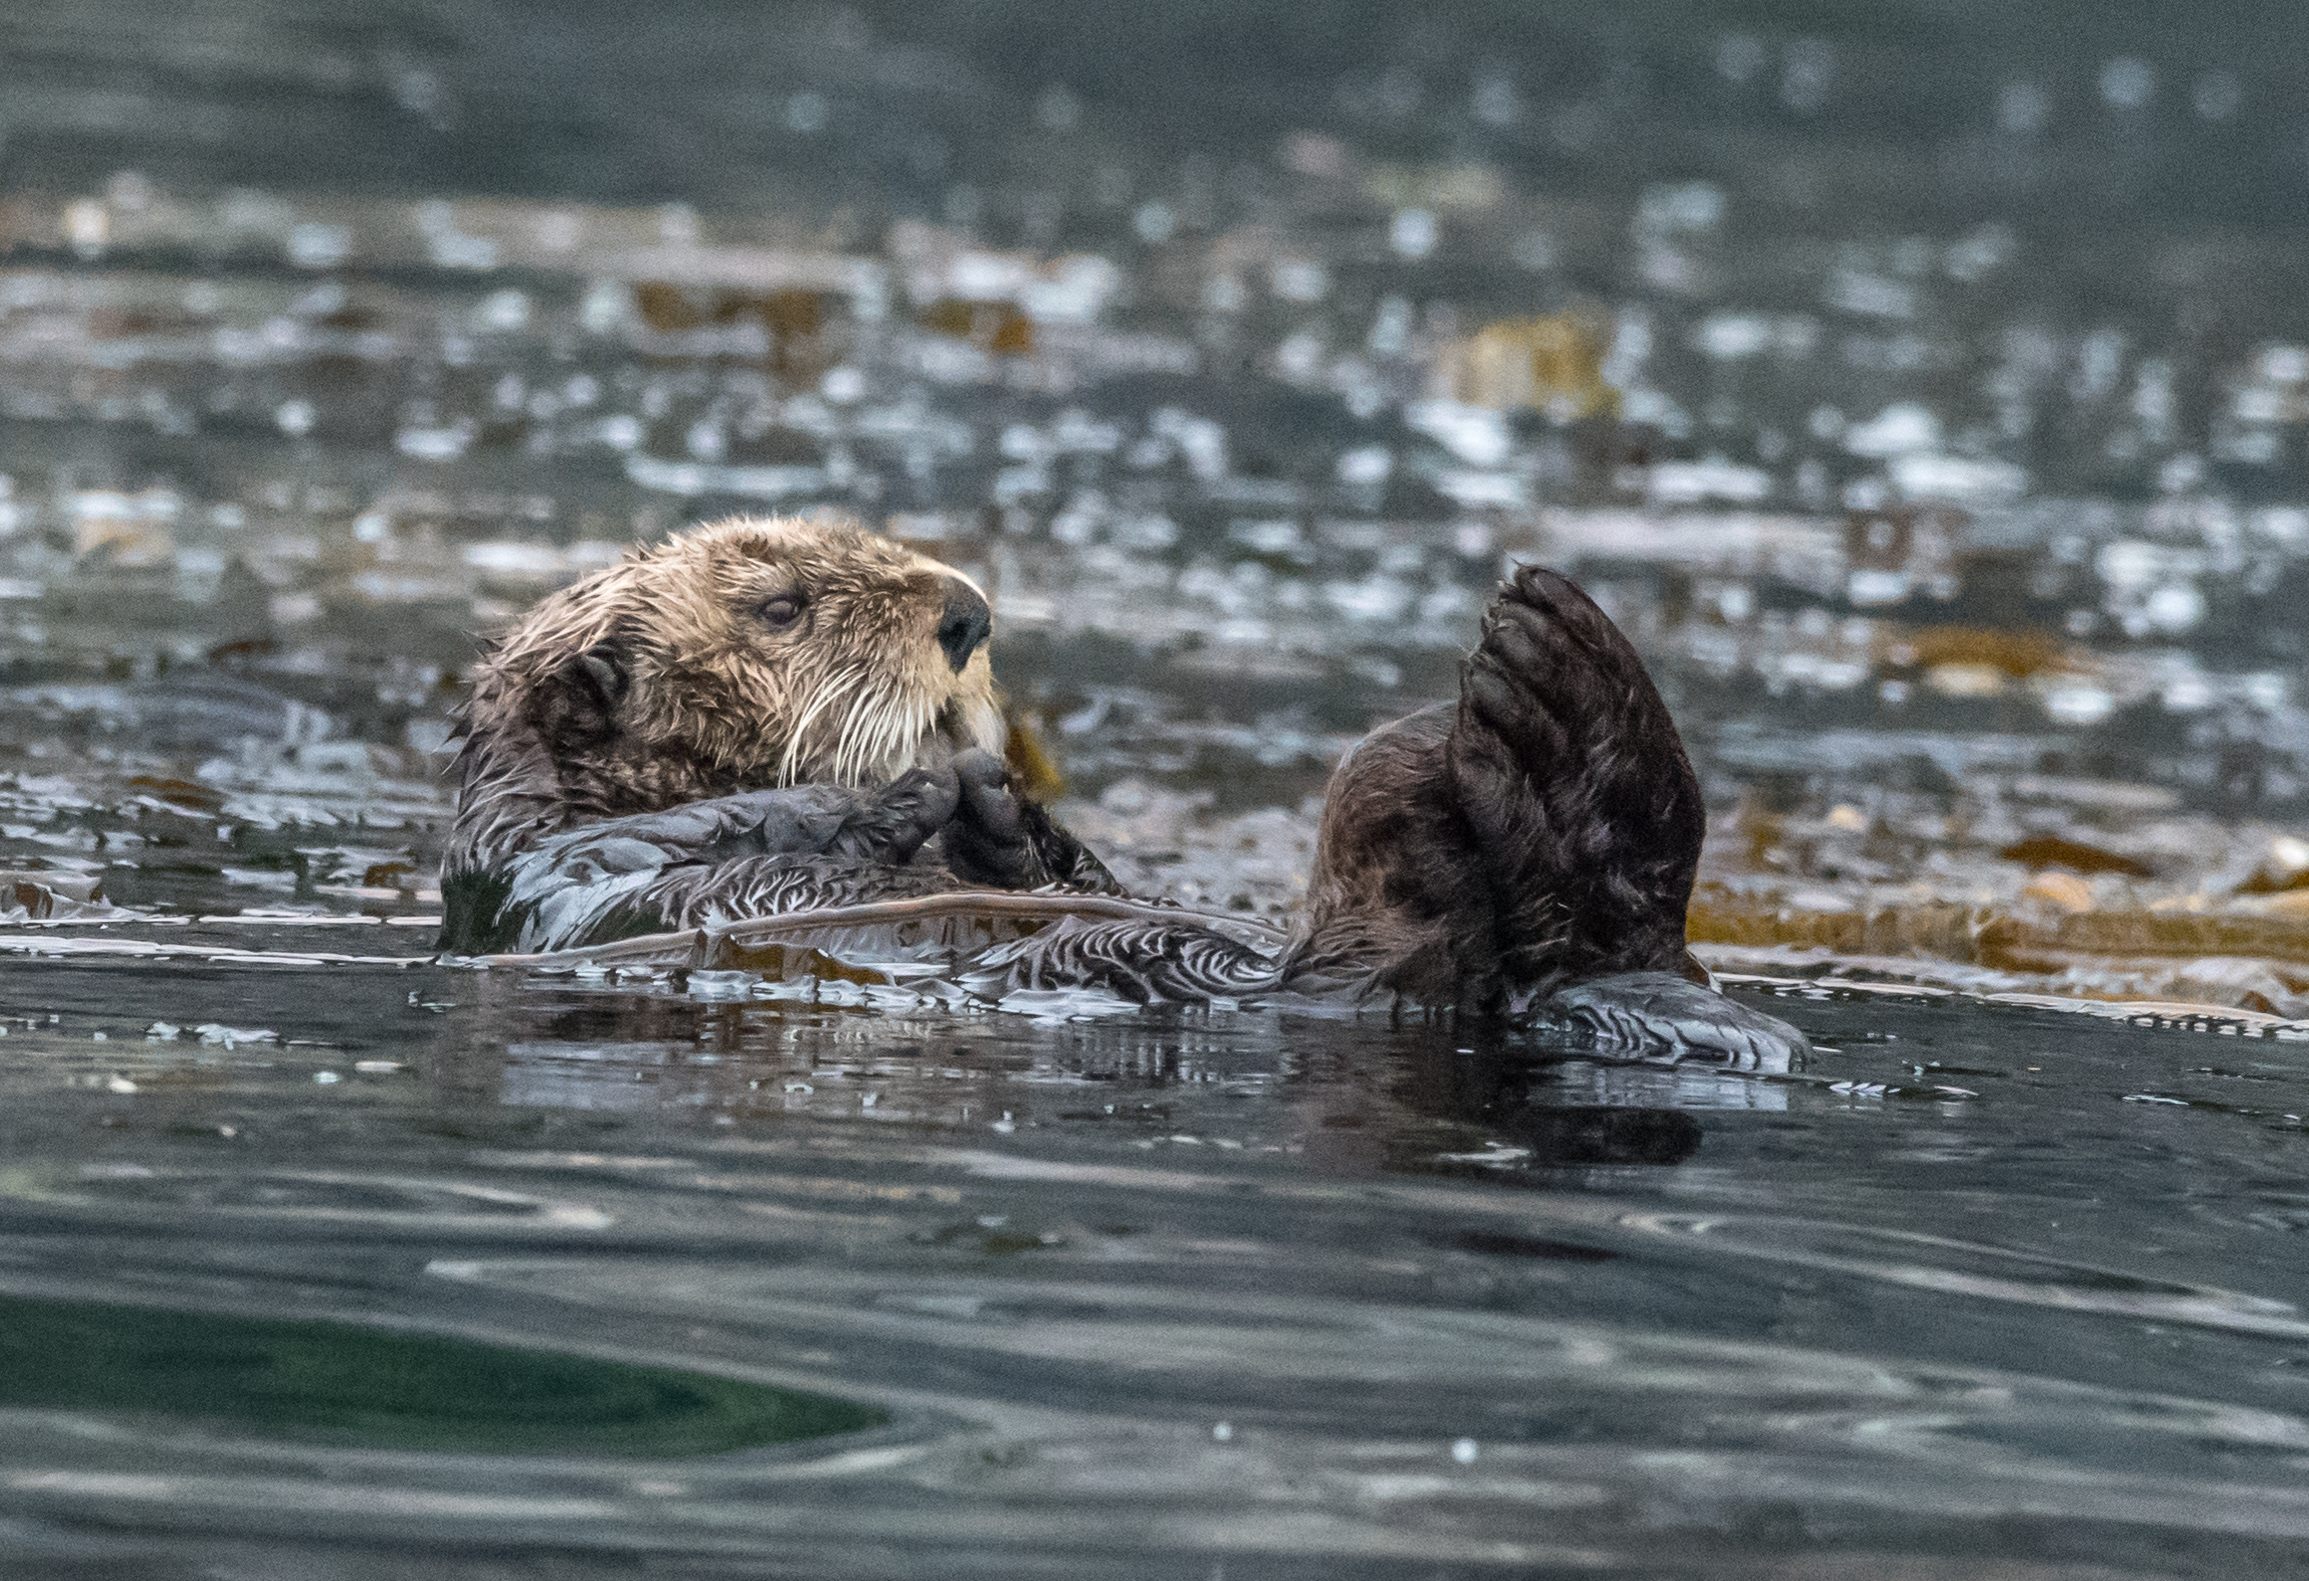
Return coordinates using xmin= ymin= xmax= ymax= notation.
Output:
xmin=450 ymin=516 xmax=1004 ymax=863
xmin=440 ymin=516 xmax=1110 ymax=950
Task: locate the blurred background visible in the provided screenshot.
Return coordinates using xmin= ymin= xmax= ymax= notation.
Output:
xmin=8 ymin=0 xmax=2309 ymax=1007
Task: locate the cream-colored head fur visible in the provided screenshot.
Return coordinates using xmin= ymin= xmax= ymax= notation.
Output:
xmin=480 ymin=515 xmax=1005 ymax=793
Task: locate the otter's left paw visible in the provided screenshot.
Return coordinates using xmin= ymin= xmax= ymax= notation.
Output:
xmin=832 ymin=765 xmax=961 ymax=865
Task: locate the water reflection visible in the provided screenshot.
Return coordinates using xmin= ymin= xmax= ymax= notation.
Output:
xmin=454 ymin=977 xmax=1763 ymax=1183
xmin=4 ymin=956 xmax=2307 ymax=1572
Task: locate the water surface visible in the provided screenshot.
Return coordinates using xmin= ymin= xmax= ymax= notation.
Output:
xmin=1 ymin=945 xmax=2305 ymax=1576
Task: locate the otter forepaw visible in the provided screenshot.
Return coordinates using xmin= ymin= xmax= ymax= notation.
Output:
xmin=835 ymin=764 xmax=961 ymax=865
xmin=942 ymin=749 xmax=1042 ymax=887
xmin=942 ymin=750 xmax=1126 ymax=894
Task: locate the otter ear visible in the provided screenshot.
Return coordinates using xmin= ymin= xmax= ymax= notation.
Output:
xmin=528 ymin=644 xmax=629 ymax=750
xmin=578 ymin=651 xmax=627 ymax=708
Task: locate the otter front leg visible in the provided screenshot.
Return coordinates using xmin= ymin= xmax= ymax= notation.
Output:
xmin=940 ymin=749 xmax=1123 ymax=894
xmin=542 ymin=771 xmax=959 ymax=874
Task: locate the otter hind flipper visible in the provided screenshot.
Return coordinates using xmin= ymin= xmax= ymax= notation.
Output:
xmin=1284 ymin=565 xmax=1707 ymax=1009
xmin=1447 ymin=565 xmax=1706 ymax=988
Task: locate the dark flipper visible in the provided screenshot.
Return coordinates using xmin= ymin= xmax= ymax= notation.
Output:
xmin=1446 ymin=574 xmax=1808 ymax=1055
xmin=1287 ymin=565 xmax=1706 ymax=1009
xmin=1447 ymin=565 xmax=1707 ymax=990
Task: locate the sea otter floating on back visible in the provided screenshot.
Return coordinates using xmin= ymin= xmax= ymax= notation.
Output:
xmin=440 ymin=516 xmax=1802 ymax=1065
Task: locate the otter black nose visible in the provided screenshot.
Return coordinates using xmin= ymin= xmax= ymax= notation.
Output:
xmin=936 ymin=580 xmax=992 ymax=673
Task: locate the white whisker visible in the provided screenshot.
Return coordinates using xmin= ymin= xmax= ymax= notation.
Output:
xmin=863 ymin=692 xmax=902 ymax=780
xmin=834 ymin=677 xmax=888 ymax=784
xmin=779 ymin=666 xmax=855 ymax=785
xmin=777 ymin=659 xmax=952 ymax=788
xmin=833 ymin=685 xmax=872 ymax=782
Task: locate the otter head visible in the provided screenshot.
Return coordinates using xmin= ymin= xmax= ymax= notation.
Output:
xmin=478 ymin=515 xmax=1005 ymax=813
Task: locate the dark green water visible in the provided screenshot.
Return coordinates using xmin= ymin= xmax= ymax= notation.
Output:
xmin=0 ymin=1293 xmax=879 ymax=1456
xmin=0 ymin=953 xmax=2303 ymax=1577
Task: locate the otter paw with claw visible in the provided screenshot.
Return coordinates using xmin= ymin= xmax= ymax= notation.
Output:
xmin=942 ymin=748 xmax=1044 ymax=888
xmin=836 ymin=764 xmax=961 ymax=865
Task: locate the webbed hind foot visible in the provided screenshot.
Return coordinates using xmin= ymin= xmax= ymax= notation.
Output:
xmin=1447 ymin=565 xmax=1707 ymax=984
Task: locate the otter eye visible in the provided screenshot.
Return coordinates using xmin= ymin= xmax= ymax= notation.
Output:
xmin=758 ymin=594 xmax=804 ymax=629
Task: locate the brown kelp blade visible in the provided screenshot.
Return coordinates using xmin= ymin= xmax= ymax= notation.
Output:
xmin=466 ymin=889 xmax=1288 ymax=980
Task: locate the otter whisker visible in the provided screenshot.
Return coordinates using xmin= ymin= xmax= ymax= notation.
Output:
xmin=777 ymin=681 xmax=839 ymax=785
xmin=832 ymin=677 xmax=883 ymax=784
xmin=901 ymin=692 xmax=934 ymax=773
xmin=883 ymin=693 xmax=921 ymax=780
xmin=858 ymin=685 xmax=911 ymax=783
xmin=872 ymin=685 xmax=914 ymax=780
xmin=879 ymin=689 xmax=932 ymax=780
xmin=872 ymin=683 xmax=914 ymax=778
xmin=781 ymin=663 xmax=863 ymax=785
xmin=842 ymin=679 xmax=885 ymax=783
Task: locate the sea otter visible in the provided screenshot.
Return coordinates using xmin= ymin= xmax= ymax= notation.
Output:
xmin=440 ymin=515 xmax=1801 ymax=1063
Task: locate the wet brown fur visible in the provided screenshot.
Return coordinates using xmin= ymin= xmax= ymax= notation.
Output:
xmin=446 ymin=517 xmax=1004 ymax=875
xmin=443 ymin=523 xmax=1722 ymax=1032
xmin=1282 ymin=564 xmax=1709 ymax=1007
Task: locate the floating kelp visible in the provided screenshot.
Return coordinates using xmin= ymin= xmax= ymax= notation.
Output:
xmin=474 ymin=889 xmax=1286 ymax=976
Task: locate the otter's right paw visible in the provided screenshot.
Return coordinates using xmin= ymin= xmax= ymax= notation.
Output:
xmin=832 ymin=764 xmax=961 ymax=865
xmin=942 ymin=749 xmax=1042 ymax=887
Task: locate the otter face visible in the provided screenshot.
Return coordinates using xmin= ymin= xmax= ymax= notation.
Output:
xmin=483 ymin=516 xmax=1006 ymax=803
